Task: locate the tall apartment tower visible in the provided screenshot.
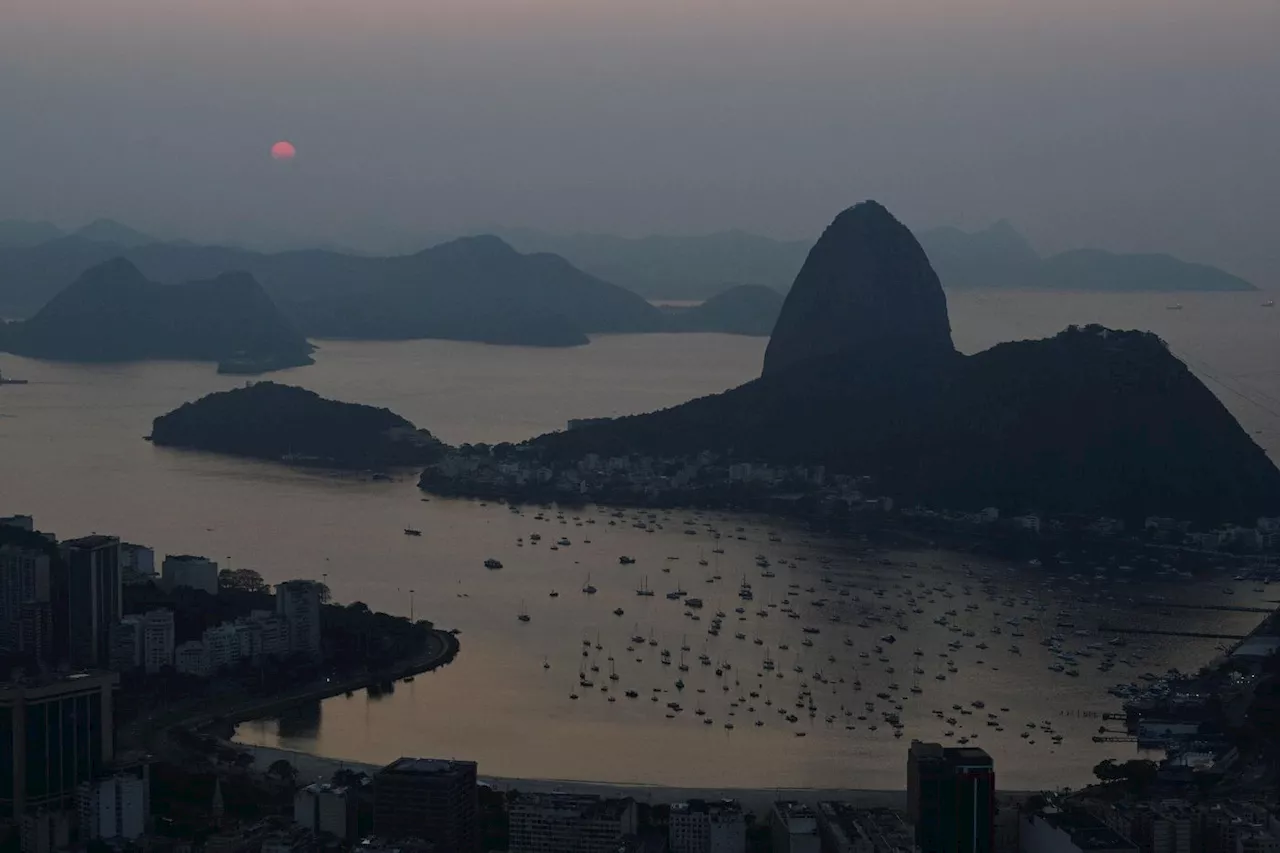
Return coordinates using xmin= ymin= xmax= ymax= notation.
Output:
xmin=907 ymin=740 xmax=995 ymax=853
xmin=58 ymin=537 xmax=122 ymax=669
xmin=275 ymin=580 xmax=322 ymax=658
xmin=373 ymin=757 xmax=478 ymax=852
xmin=0 ymin=544 xmax=51 ymax=655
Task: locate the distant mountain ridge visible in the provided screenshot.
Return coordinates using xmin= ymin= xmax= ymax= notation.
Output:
xmin=0 ymin=258 xmax=313 ymax=371
xmin=498 ymin=222 xmax=1256 ymax=297
xmin=0 ymin=231 xmax=662 ymax=346
xmin=0 ymin=217 xmax=1255 ymax=325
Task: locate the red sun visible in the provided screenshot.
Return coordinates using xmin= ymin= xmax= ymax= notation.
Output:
xmin=270 ymin=140 xmax=297 ymax=161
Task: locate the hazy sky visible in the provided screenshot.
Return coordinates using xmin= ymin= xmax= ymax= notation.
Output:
xmin=2 ymin=0 xmax=1277 ymax=283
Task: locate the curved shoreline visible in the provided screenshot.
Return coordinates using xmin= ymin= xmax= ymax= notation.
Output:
xmin=216 ymin=629 xmax=460 ymax=729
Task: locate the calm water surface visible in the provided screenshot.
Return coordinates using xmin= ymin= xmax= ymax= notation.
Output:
xmin=1 ymin=291 xmax=1277 ymax=790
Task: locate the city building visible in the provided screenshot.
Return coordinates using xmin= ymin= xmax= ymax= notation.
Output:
xmin=908 ymin=741 xmax=995 ymax=853
xmin=669 ymin=799 xmax=746 ymax=853
xmin=0 ymin=671 xmax=119 ymax=819
xmin=0 ymin=516 xmax=34 ymax=532
xmin=247 ymin=610 xmax=292 ymax=659
xmin=203 ymin=623 xmax=242 ymax=672
xmin=119 ymin=544 xmax=156 ymax=585
xmin=276 ymin=580 xmax=323 ymax=658
xmin=16 ymin=602 xmax=52 ymax=664
xmin=59 ymin=536 xmax=122 ymax=669
xmin=109 ymin=616 xmax=143 ymax=672
xmin=1020 ymin=807 xmax=1138 ymax=853
xmin=373 ymin=757 xmax=478 ymax=852
xmin=142 ymin=608 xmax=175 ymax=673
xmin=0 ymin=543 xmax=50 ymax=655
xmin=77 ymin=764 xmax=150 ymax=841
xmin=817 ymin=803 xmax=916 ymax=853
xmin=508 ymin=792 xmax=638 ymax=853
xmin=294 ymin=783 xmax=356 ymax=841
xmin=161 ymin=555 xmax=219 ymax=595
xmin=1093 ymin=799 xmax=1197 ymax=853
xmin=175 ymin=640 xmax=208 ymax=677
xmin=771 ymin=802 xmax=821 ymax=853
xmin=108 ymin=609 xmax=174 ymax=674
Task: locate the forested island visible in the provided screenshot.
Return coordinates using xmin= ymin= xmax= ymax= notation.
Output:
xmin=148 ymin=382 xmax=445 ymax=469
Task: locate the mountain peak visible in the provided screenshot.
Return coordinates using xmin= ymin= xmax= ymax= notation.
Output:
xmin=424 ymin=234 xmax=518 ymax=259
xmin=761 ymin=201 xmax=954 ymax=378
xmin=72 ymin=219 xmax=156 ymax=248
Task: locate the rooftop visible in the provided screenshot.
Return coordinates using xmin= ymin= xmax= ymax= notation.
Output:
xmin=62 ymin=534 xmax=119 ymax=549
xmin=671 ymin=799 xmax=743 ymax=817
xmin=380 ymin=757 xmax=476 ymax=777
xmin=774 ymin=801 xmax=819 ymax=834
xmin=910 ymin=739 xmax=992 ymax=768
xmin=818 ymin=803 xmax=914 ymax=853
xmin=300 ymin=782 xmax=350 ymax=796
xmin=510 ymin=792 xmax=634 ymax=821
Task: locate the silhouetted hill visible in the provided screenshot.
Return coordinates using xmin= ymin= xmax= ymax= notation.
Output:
xmin=520 ymin=203 xmax=1280 ymax=523
xmin=498 ymin=228 xmax=811 ymax=301
xmin=662 ymin=285 xmax=784 ymax=336
xmin=764 ymin=202 xmax=954 ymax=377
xmin=917 ymin=223 xmax=1254 ymax=291
xmin=500 ymin=222 xmax=1255 ymax=296
xmin=916 ymin=221 xmax=1040 ymax=289
xmin=287 ymin=235 xmax=659 ymax=345
xmin=149 ymin=382 xmax=444 ymax=469
xmin=1036 ymin=248 xmax=1254 ymax=292
xmin=0 ymin=258 xmax=312 ymax=371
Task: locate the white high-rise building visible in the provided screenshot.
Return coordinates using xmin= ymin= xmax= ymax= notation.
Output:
xmin=161 ymin=555 xmax=219 ymax=595
xmin=174 ymin=640 xmax=208 ymax=677
xmin=295 ymin=783 xmax=355 ymax=840
xmin=141 ymin=608 xmax=174 ymax=673
xmin=203 ymin=623 xmax=241 ymax=671
xmin=246 ymin=610 xmax=292 ymax=659
xmin=670 ymin=799 xmax=747 ymax=853
xmin=78 ymin=766 xmax=150 ymax=841
xmin=276 ymin=580 xmax=323 ymax=658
